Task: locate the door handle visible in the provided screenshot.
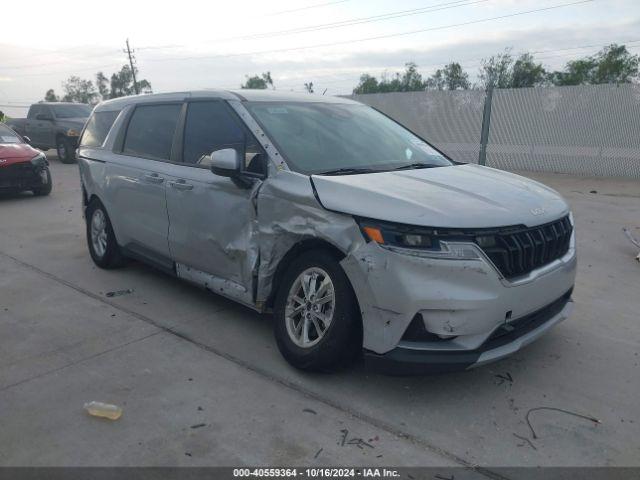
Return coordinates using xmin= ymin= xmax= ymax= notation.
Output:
xmin=143 ymin=173 xmax=164 ymax=184
xmin=168 ymin=179 xmax=194 ymax=191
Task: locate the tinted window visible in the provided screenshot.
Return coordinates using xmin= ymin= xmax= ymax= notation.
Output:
xmin=123 ymin=104 xmax=181 ymax=160
xmin=0 ymin=124 xmax=22 ymax=144
xmin=28 ymin=105 xmax=42 ymax=119
xmin=52 ymin=104 xmax=91 ymax=118
xmin=80 ymin=111 xmax=119 ymax=147
xmin=183 ymin=101 xmax=265 ymax=174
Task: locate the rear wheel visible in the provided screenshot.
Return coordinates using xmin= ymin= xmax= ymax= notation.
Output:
xmin=56 ymin=136 xmax=76 ymax=164
xmin=32 ymin=166 xmax=52 ymax=196
xmin=86 ymin=199 xmax=125 ymax=269
xmin=274 ymin=250 xmax=361 ymax=372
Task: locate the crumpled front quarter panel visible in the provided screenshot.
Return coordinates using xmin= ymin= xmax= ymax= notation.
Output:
xmin=255 ymin=170 xmax=366 ymax=305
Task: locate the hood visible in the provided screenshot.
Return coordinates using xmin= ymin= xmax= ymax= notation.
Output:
xmin=311 ymin=164 xmax=569 ymax=228
xmin=0 ymin=143 xmax=42 ymax=167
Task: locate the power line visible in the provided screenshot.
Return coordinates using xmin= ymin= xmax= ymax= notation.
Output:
xmin=220 ymin=0 xmax=488 ymax=42
xmin=5 ymin=63 xmax=124 ymax=79
xmin=1 ymin=50 xmax=122 ymax=71
xmin=273 ymin=40 xmax=640 ymax=89
xmin=0 ymin=0 xmax=598 ymax=82
xmin=141 ymin=0 xmax=595 ymax=64
xmin=261 ymin=0 xmax=349 ymax=17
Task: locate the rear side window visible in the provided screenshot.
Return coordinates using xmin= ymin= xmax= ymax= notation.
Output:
xmin=80 ymin=111 xmax=119 ymax=147
xmin=123 ymin=104 xmax=181 ymax=160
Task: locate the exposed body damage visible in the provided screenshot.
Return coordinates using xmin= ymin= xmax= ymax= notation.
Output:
xmin=78 ymin=88 xmax=577 ymax=373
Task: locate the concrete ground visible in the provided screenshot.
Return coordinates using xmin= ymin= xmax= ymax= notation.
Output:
xmin=1 ymin=152 xmax=639 ymax=471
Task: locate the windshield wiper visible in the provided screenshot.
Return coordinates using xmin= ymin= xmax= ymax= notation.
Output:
xmin=392 ymin=162 xmax=441 ymax=171
xmin=316 ymin=167 xmax=382 ymax=176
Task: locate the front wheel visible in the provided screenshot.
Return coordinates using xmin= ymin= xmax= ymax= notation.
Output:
xmin=56 ymin=137 xmax=76 ymax=164
xmin=32 ymin=166 xmax=52 ymax=196
xmin=274 ymin=249 xmax=361 ymax=372
xmin=86 ymin=199 xmax=125 ymax=269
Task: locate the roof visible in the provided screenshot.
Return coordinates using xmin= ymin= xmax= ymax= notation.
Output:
xmin=95 ymin=89 xmax=360 ymax=111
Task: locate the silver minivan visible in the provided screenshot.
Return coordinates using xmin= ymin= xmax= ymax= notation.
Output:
xmin=78 ymin=90 xmax=576 ymax=373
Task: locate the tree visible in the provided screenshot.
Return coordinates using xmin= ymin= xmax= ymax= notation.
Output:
xmin=44 ymin=89 xmax=59 ymax=102
xmin=96 ymin=72 xmax=110 ymax=99
xmin=592 ymin=44 xmax=639 ymax=83
xmin=425 ymin=62 xmax=470 ymax=90
xmin=242 ymin=72 xmax=274 ymax=89
xmin=397 ymin=62 xmax=425 ymax=91
xmin=61 ymin=76 xmax=98 ymax=104
xmin=353 ymin=63 xmax=426 ymax=94
xmin=353 ymin=74 xmax=380 ymax=94
xmin=107 ymin=65 xmax=152 ymax=98
xmin=304 ymin=82 xmax=314 ymax=93
xmin=511 ymin=53 xmax=546 ymax=88
xmin=548 ymin=44 xmax=639 ymax=86
xmin=548 ymin=58 xmax=597 ymax=86
xmin=48 ymin=65 xmax=151 ymax=104
xmin=478 ymin=49 xmax=514 ymax=90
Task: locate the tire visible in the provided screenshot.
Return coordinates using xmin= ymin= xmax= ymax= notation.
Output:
xmin=274 ymin=249 xmax=362 ymax=372
xmin=56 ymin=136 xmax=76 ymax=164
xmin=32 ymin=167 xmax=52 ymax=196
xmin=86 ymin=199 xmax=125 ymax=269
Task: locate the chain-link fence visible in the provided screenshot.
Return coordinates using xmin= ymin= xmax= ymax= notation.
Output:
xmin=351 ymin=84 xmax=640 ymax=178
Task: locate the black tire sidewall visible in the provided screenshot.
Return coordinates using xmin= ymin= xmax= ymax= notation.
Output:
xmin=32 ymin=167 xmax=52 ymax=196
xmin=274 ymin=250 xmax=361 ymax=371
xmin=57 ymin=137 xmax=76 ymax=164
xmin=86 ymin=200 xmax=123 ymax=269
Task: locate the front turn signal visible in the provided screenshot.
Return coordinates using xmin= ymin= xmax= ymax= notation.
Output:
xmin=363 ymin=226 xmax=384 ymax=244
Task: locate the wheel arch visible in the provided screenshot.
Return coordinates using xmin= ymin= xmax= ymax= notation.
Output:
xmin=265 ymin=238 xmax=363 ymax=340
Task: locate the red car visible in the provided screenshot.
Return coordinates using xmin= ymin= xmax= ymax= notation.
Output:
xmin=0 ymin=123 xmax=52 ymax=196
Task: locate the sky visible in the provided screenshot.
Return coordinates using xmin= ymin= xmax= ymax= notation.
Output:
xmin=0 ymin=0 xmax=639 ymax=116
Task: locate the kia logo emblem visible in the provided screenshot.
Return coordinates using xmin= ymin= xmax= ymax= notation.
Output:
xmin=530 ymin=207 xmax=546 ymax=216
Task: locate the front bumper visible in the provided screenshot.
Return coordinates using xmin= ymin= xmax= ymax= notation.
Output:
xmin=365 ymin=289 xmax=573 ymax=374
xmin=0 ymin=162 xmax=48 ymax=191
xmin=341 ymin=224 xmax=577 ymax=373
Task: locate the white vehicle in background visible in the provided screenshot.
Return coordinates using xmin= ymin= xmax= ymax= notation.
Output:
xmin=77 ymin=90 xmax=576 ymax=374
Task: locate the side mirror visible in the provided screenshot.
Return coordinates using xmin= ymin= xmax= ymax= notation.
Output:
xmin=210 ymin=148 xmax=241 ymax=178
xmin=22 ymin=136 xmax=32 ymax=145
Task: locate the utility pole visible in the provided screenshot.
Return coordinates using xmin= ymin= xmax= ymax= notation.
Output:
xmin=124 ymin=39 xmax=139 ymax=95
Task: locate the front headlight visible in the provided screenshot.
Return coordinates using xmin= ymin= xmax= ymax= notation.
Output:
xmin=30 ymin=152 xmax=48 ymax=166
xmin=358 ymin=219 xmax=482 ymax=260
xmin=67 ymin=129 xmax=80 ymax=137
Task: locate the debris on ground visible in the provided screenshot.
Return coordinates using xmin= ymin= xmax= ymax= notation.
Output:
xmin=303 ymin=408 xmax=317 ymax=415
xmin=525 ymin=407 xmax=601 ymax=439
xmin=190 ymin=423 xmax=207 ymax=429
xmin=314 ymin=448 xmax=323 ymax=459
xmin=513 ymin=433 xmax=537 ymax=450
xmin=338 ymin=429 xmax=375 ymax=449
xmin=105 ymin=289 xmax=133 ymax=298
xmin=494 ymin=372 xmax=513 ymax=385
xmin=589 ymin=190 xmax=598 ymax=194
xmin=622 ymin=227 xmax=640 ymax=261
xmin=347 ymin=438 xmax=374 ymax=449
xmin=84 ymin=401 xmax=122 ymax=420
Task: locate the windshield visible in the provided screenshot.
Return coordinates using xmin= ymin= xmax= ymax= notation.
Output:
xmin=52 ymin=104 xmax=91 ymax=119
xmin=0 ymin=124 xmax=23 ymax=144
xmin=245 ymin=102 xmax=452 ymax=175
